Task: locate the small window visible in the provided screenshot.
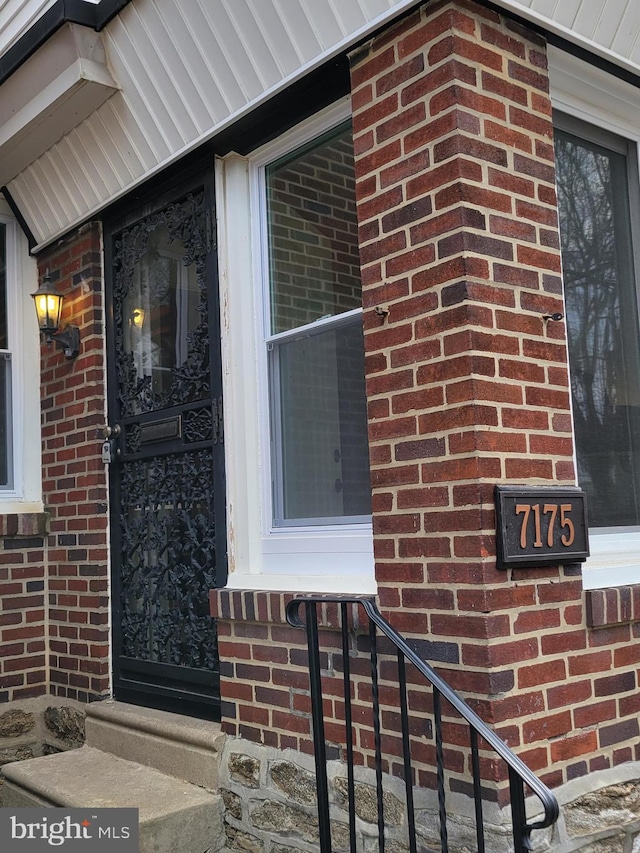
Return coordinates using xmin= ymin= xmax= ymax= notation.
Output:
xmin=263 ymin=123 xmax=371 ymax=528
xmin=216 ymin=100 xmax=375 ymax=591
xmin=555 ymin=117 xmax=640 ymax=528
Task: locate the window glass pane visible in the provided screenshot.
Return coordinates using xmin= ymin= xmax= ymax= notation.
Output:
xmin=0 ymin=355 xmax=11 ymax=487
xmin=266 ymin=124 xmax=362 ymax=335
xmin=266 ymin=122 xmax=371 ymax=526
xmin=273 ymin=320 xmax=371 ymax=524
xmin=556 ymin=128 xmax=640 ymax=527
xmin=0 ymin=223 xmax=6 ymax=349
xmin=121 ymin=222 xmax=203 ymax=411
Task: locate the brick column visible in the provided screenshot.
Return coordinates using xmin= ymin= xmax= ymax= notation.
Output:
xmin=350 ymin=0 xmax=623 ymax=784
xmin=38 ymin=223 xmax=110 ymax=703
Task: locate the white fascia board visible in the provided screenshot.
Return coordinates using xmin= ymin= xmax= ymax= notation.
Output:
xmin=548 ymin=44 xmax=640 ymax=140
xmin=491 ymin=0 xmax=640 ymax=78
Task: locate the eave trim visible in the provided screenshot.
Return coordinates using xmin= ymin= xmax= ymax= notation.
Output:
xmin=1 ymin=185 xmax=37 ymax=252
xmin=0 ymin=0 xmax=131 ymax=85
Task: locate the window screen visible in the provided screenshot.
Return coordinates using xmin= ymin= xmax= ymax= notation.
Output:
xmin=556 ymin=122 xmax=640 ymax=527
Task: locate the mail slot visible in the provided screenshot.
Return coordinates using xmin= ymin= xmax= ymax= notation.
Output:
xmin=139 ymin=415 xmax=182 ymax=445
xmin=495 ymin=485 xmax=589 ymax=569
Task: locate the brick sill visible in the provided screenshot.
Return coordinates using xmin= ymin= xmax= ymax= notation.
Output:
xmin=0 ymin=512 xmax=49 ymax=538
xmin=212 ymin=585 xmax=640 ymax=631
xmin=586 ymin=585 xmax=640 ymax=628
xmin=209 ymin=588 xmax=375 ymax=630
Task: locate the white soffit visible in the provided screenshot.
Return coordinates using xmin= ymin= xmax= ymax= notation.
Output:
xmin=0 ymin=22 xmax=118 ymax=186
xmin=6 ymin=0 xmax=421 ymax=250
xmin=496 ymin=0 xmax=640 ymax=75
xmin=2 ymin=0 xmax=640 ymax=250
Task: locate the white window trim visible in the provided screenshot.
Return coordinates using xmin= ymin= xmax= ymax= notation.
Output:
xmin=550 ymin=46 xmax=640 ymax=589
xmin=216 ymin=97 xmax=375 ymax=594
xmin=0 ymin=199 xmax=42 ymax=513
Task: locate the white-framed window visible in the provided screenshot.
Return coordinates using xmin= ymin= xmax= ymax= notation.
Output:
xmin=550 ymin=47 xmax=640 ymax=588
xmin=216 ymin=98 xmax=375 ymax=593
xmin=0 ymin=198 xmax=41 ymax=512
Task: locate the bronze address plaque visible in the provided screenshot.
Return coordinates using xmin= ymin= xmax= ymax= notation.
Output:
xmin=495 ymin=485 xmax=589 ymax=569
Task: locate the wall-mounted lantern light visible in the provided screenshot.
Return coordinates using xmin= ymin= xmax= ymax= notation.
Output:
xmin=31 ymin=272 xmax=80 ymax=359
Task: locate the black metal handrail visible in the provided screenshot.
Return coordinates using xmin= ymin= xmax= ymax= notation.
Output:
xmin=286 ymin=595 xmax=559 ymax=853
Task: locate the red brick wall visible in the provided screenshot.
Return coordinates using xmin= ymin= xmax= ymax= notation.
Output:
xmin=211 ymin=590 xmax=319 ymax=751
xmin=38 ymin=222 xmax=110 ymax=703
xmin=350 ymin=0 xmax=639 ymax=787
xmin=212 ymin=0 xmax=640 ymax=795
xmin=210 ymin=590 xmax=383 ymax=767
xmin=0 ymin=513 xmax=48 ymax=701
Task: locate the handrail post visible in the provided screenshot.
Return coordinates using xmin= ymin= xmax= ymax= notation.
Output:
xmin=286 ymin=595 xmax=559 ymax=853
xmin=369 ymin=620 xmax=385 ymax=852
xmin=305 ymin=601 xmax=333 ymax=853
xmin=433 ymin=688 xmax=449 ymax=853
xmin=340 ymin=602 xmax=357 ymax=853
xmin=397 ymin=651 xmax=417 ymax=853
xmin=509 ymin=766 xmax=532 ymax=853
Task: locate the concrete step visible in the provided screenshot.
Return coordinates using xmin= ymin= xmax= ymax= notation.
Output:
xmin=85 ymin=699 xmax=225 ymax=791
xmin=2 ymin=745 xmax=225 ymax=853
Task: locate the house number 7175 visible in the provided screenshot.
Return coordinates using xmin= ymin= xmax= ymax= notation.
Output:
xmin=494 ymin=486 xmax=588 ymax=569
xmin=515 ymin=503 xmax=575 ymax=549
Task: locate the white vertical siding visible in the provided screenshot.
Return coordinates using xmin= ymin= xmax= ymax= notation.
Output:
xmin=510 ymin=0 xmax=640 ymax=66
xmin=0 ymin=0 xmax=57 ymax=53
xmin=0 ymin=0 xmax=100 ymax=53
xmin=1 ymin=0 xmax=639 ymax=248
xmin=5 ymin=0 xmax=421 ymax=248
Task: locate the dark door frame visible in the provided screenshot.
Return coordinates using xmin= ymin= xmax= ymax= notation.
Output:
xmin=103 ymin=156 xmax=226 ymax=720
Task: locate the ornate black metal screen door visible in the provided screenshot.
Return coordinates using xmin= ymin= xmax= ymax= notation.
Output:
xmin=104 ymin=165 xmax=226 ymax=720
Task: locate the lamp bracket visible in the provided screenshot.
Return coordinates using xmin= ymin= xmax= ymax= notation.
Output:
xmin=48 ymin=325 xmax=80 ymax=359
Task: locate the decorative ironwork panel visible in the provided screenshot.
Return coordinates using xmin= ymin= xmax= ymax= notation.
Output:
xmin=119 ymin=449 xmax=218 ymax=670
xmin=184 ymin=407 xmax=213 ymax=443
xmin=113 ymin=193 xmax=210 ymax=417
xmin=125 ymin=423 xmax=142 ymax=454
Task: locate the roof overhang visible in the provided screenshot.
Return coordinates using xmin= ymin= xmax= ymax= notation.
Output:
xmin=0 ymin=21 xmax=118 ymax=186
xmin=1 ymin=0 xmax=638 ymax=253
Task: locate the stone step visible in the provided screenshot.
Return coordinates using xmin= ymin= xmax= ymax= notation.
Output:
xmin=85 ymin=699 xmax=225 ymax=791
xmin=2 ymin=745 xmax=225 ymax=853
